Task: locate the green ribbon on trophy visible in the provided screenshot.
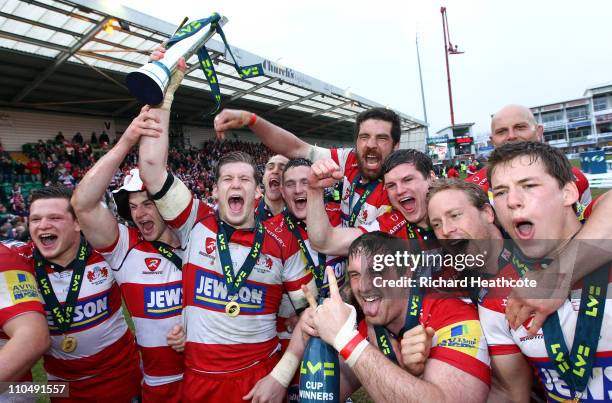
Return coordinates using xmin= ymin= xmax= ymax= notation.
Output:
xmin=165 ymin=13 xmax=264 ymax=115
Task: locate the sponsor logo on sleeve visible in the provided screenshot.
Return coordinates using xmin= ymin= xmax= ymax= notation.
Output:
xmin=436 ymin=320 xmax=481 ymax=357
xmin=5 ymin=270 xmax=41 ymax=304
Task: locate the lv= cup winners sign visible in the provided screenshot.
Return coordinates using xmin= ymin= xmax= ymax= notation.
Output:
xmin=126 ymin=13 xmax=264 ymax=114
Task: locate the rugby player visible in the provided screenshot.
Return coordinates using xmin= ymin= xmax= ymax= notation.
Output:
xmin=0 ymin=244 xmax=49 ymax=388
xmin=304 ymin=149 xmax=438 ymax=256
xmin=467 ymin=104 xmax=591 ymax=206
xmin=478 ymin=142 xmax=611 ymax=402
xmin=139 ymin=51 xmax=316 ymax=401
xmin=13 ymin=187 xmax=142 ymax=401
xmin=257 ymin=154 xmax=289 ymax=221
xmin=426 ymin=179 xmax=532 ymax=402
xmin=303 ymin=232 xmax=490 ymax=402
xmin=72 ymin=107 xmax=185 ymax=402
xmin=244 ymin=158 xmax=346 ymax=401
xmin=214 ymin=107 xmax=400 ymax=228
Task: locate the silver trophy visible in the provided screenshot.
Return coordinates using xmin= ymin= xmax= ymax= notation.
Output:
xmin=126 ymin=14 xmax=228 ymax=105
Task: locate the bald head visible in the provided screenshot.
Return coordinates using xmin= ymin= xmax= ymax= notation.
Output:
xmin=490 ymin=104 xmax=543 ymax=147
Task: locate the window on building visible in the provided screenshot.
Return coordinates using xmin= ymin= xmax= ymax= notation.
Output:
xmin=566 ymin=106 xmax=589 ymax=120
xmin=568 ymin=127 xmax=591 ymax=139
xmin=541 ymin=110 xmax=564 ymax=123
xmin=593 ymin=96 xmax=608 ymax=112
xmin=544 ymin=130 xmax=566 ymax=142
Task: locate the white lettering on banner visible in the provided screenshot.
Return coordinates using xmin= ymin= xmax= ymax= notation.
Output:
xmin=146 ymin=288 xmax=182 ymax=308
xmin=196 ymin=274 xmax=263 ymax=305
xmin=72 ymin=297 xmax=108 ymax=322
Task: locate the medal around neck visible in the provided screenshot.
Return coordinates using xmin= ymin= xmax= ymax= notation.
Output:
xmin=225 ymin=300 xmax=240 ymax=317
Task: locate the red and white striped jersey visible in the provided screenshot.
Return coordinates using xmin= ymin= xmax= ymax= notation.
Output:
xmin=97 ymin=224 xmax=184 ymax=387
xmin=12 ymin=242 xmax=138 ymax=381
xmin=165 ymin=194 xmax=315 ymax=373
xmin=266 ymin=213 xmax=346 ymax=341
xmin=327 ymin=148 xmax=392 ymax=228
xmin=0 ymin=243 xmax=45 ymax=383
xmin=359 ymin=294 xmax=491 ymax=386
xmin=478 ymin=262 xmax=612 ymax=402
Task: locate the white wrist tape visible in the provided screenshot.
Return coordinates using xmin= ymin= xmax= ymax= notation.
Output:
xmin=160 ymin=69 xmax=185 ymax=111
xmin=332 ymin=304 xmax=369 ymax=367
xmin=270 ymin=352 xmax=299 ymax=388
xmin=154 ymin=176 xmax=192 ymax=221
xmin=332 ymin=304 xmax=357 ymax=352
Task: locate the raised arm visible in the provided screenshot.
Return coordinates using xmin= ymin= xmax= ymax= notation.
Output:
xmin=214 ymin=109 xmax=325 ymax=160
xmin=0 ymin=312 xmax=50 ymax=383
xmin=72 ymin=108 xmax=162 ymax=249
xmin=139 ymin=47 xmax=184 ymax=194
xmin=307 ymin=159 xmax=362 ymax=255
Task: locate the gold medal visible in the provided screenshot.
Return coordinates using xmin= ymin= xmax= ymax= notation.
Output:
xmin=225 ymin=300 xmax=240 ymax=317
xmin=61 ymin=335 xmax=77 ymax=353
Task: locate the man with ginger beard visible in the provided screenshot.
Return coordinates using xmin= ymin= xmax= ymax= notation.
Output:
xmin=214 ymin=107 xmax=399 ymax=228
xmin=257 ymin=154 xmax=289 ymax=222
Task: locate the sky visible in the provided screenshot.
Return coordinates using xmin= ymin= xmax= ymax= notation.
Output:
xmin=118 ymin=0 xmax=612 ymax=140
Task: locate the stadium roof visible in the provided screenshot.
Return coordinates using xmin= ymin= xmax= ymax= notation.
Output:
xmin=0 ymin=0 xmax=427 ymax=143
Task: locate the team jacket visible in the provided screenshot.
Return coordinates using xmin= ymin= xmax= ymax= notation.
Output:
xmin=97 ymin=224 xmax=184 ymax=387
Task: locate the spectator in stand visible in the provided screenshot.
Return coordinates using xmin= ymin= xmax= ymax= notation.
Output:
xmin=99 ymin=131 xmax=110 ymax=145
xmin=90 ymin=131 xmax=98 ymax=146
xmin=467 ymin=159 xmax=477 ymax=176
xmin=26 ymin=156 xmax=42 ymax=182
xmin=447 ymin=164 xmax=460 ymax=178
xmin=72 ymin=131 xmax=83 ymax=145
xmin=55 ymin=131 xmax=64 ymax=143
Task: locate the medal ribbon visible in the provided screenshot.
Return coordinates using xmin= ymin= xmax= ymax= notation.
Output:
xmin=256 ymin=199 xmax=273 ymax=223
xmin=216 ymin=216 xmax=266 ymax=297
xmin=282 ymin=209 xmax=326 ymax=290
xmin=542 ymin=265 xmax=608 ymax=398
xmin=165 ymin=14 xmax=264 ymax=116
xmin=374 ymin=268 xmax=424 ymax=362
xmin=34 ymin=239 xmax=89 ymax=333
xmin=347 ymin=175 xmax=379 ymax=227
xmin=150 ymin=241 xmax=182 ymax=271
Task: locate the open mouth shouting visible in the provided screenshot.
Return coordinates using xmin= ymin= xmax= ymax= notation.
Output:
xmin=138 ymin=220 xmax=155 ymax=237
xmin=399 ymin=196 xmax=416 ymax=214
xmin=268 ymin=177 xmax=280 ymax=193
xmin=294 ymin=196 xmax=307 ymax=211
xmin=228 ymin=194 xmax=245 ymax=215
xmin=38 ymin=233 xmax=58 ymax=249
xmin=513 ymin=218 xmax=535 ymax=240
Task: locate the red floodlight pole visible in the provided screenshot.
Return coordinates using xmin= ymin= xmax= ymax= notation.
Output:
xmin=441 ymin=7 xmax=463 ymax=128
